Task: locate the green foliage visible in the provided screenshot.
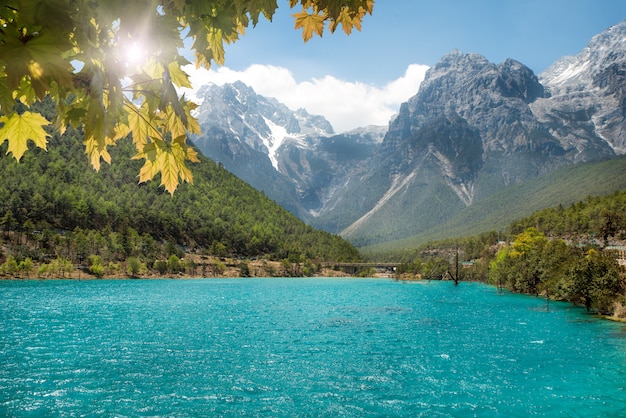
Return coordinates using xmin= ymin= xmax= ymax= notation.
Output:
xmin=89 ymin=263 xmax=105 ymax=277
xmin=214 ymin=260 xmax=227 ymax=275
xmin=183 ymin=258 xmax=197 ymax=275
xmin=566 ymin=250 xmax=623 ymax=314
xmin=0 ymin=105 xmax=361 ymax=266
xmin=238 ymin=261 xmax=251 ymax=277
xmin=0 ymin=0 xmax=373 ymax=193
xmin=0 ymin=255 xmax=18 ymax=275
xmin=88 ymin=254 xmax=103 ymax=267
xmin=395 ymin=251 xmax=458 ymax=281
xmin=489 ymin=228 xmax=549 ymax=294
xmin=488 ymin=227 xmax=624 ymax=315
xmin=153 ymin=260 xmax=168 ymax=275
xmin=126 ymin=256 xmax=146 ymax=277
xmin=510 ymin=190 xmax=626 ymax=242
xmin=106 ymin=261 xmax=122 ymax=276
xmin=19 ymin=256 xmax=33 ymax=274
xmin=167 ymin=255 xmax=182 ymax=274
xmin=88 ymin=253 xmax=106 ymax=276
xmin=395 ymin=188 xmax=626 ymax=316
xmin=36 ymin=263 xmax=48 ymax=277
xmin=37 ymin=257 xmax=73 ymax=278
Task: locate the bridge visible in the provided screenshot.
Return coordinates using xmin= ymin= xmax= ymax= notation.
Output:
xmin=321 ymin=262 xmax=398 ymax=275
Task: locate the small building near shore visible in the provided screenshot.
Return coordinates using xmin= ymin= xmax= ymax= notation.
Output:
xmin=605 ymin=246 xmax=626 ymax=267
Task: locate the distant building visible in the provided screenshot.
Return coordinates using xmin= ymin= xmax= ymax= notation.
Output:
xmin=605 ymin=246 xmax=626 ymax=267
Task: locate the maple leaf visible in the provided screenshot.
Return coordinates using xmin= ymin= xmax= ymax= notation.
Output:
xmin=330 ymin=7 xmax=359 ymax=35
xmin=207 ymin=28 xmax=227 ymax=65
xmin=132 ymin=137 xmax=198 ymax=194
xmin=159 ymin=146 xmax=186 ymax=194
xmin=293 ymin=10 xmax=326 ymax=42
xmin=0 ymin=111 xmax=50 ymax=161
xmin=0 ymin=74 xmax=14 ymax=113
xmin=167 ymin=61 xmax=192 ymax=89
xmin=245 ymin=0 xmax=279 ymax=26
xmin=127 ymin=102 xmax=163 ymax=151
xmin=0 ymin=33 xmax=74 ymax=98
xmin=134 ymin=142 xmax=161 ymax=184
xmin=83 ymin=134 xmax=112 ymax=171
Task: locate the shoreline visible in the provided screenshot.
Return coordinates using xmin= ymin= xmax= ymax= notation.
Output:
xmin=0 ymin=254 xmax=396 ymax=280
xmin=4 ymin=269 xmax=625 ymax=323
xmin=0 ymin=261 xmax=376 ymax=281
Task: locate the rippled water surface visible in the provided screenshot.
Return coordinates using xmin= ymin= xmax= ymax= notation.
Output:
xmin=1 ymin=278 xmax=626 ymax=417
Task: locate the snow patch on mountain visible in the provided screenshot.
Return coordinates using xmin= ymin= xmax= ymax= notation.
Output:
xmin=430 ymin=146 xmax=474 ymax=206
xmin=340 ymin=170 xmax=418 ymax=238
xmin=546 ymin=59 xmax=591 ymax=87
xmin=262 ymin=117 xmax=288 ymax=170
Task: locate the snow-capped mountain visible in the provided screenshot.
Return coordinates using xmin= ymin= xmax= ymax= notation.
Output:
xmin=193 ymin=81 xmax=333 ymax=171
xmin=192 ymin=20 xmax=626 ymax=247
xmin=534 ymin=21 xmax=626 ymax=154
xmin=191 ymin=81 xmax=383 ymax=220
xmin=314 ymin=20 xmax=626 ymax=245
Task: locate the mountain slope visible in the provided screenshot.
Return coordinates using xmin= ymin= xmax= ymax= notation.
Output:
xmin=325 ymin=21 xmax=626 ymax=246
xmin=0 ymin=100 xmax=361 ymax=263
xmin=316 ymin=52 xmax=569 ymax=244
xmin=188 ymin=20 xmax=626 ymax=250
xmin=361 ymin=156 xmax=626 ymax=258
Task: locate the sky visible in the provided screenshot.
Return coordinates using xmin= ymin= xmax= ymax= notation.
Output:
xmin=182 ymin=1 xmax=626 ymax=133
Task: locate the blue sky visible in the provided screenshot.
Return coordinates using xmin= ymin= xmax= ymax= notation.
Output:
xmin=222 ymin=0 xmax=626 ymax=84
xmin=184 ymin=1 xmax=626 ymax=132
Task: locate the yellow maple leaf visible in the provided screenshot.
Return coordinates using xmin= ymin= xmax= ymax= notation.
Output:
xmin=0 ymin=111 xmax=50 ymax=161
xmin=134 ymin=142 xmax=161 ymax=184
xmin=132 ymin=137 xmax=198 ymax=194
xmin=83 ymin=134 xmax=113 ymax=171
xmin=127 ymin=102 xmax=163 ymax=152
xmin=167 ymin=61 xmax=192 ymax=89
xmin=293 ymin=10 xmax=326 ymax=42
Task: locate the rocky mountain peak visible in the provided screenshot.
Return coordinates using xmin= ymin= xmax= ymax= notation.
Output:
xmin=541 ymin=19 xmax=626 ymax=89
xmin=535 ymin=19 xmax=626 ymax=154
xmin=189 ymin=21 xmax=626 ymax=247
xmin=386 ymin=50 xmax=548 ymax=163
xmin=496 ymin=59 xmax=545 ymax=103
xmin=404 ymin=51 xmax=544 ymax=119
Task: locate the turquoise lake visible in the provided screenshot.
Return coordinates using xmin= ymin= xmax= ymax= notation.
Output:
xmin=1 ymin=278 xmax=626 ymax=417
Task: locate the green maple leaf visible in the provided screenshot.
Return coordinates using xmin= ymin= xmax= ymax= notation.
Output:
xmin=0 ymin=73 xmax=14 ymax=114
xmin=0 ymin=33 xmax=74 ymax=98
xmin=0 ymin=111 xmax=50 ymax=161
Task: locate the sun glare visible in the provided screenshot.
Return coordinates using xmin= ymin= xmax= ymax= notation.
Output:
xmin=123 ymin=40 xmax=148 ymax=67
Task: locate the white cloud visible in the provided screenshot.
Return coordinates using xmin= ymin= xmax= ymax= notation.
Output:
xmin=181 ymin=63 xmax=429 ymax=133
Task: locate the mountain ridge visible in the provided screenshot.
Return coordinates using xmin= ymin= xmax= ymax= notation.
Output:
xmin=191 ymin=19 xmax=626 ymax=248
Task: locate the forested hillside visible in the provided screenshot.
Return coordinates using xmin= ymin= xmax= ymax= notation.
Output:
xmin=509 ymin=191 xmax=626 ymax=242
xmin=395 ymin=191 xmax=626 ymax=317
xmin=0 ymin=101 xmax=360 ymax=277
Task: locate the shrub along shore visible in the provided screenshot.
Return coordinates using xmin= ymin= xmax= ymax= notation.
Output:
xmin=0 ymin=252 xmax=359 ymax=280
